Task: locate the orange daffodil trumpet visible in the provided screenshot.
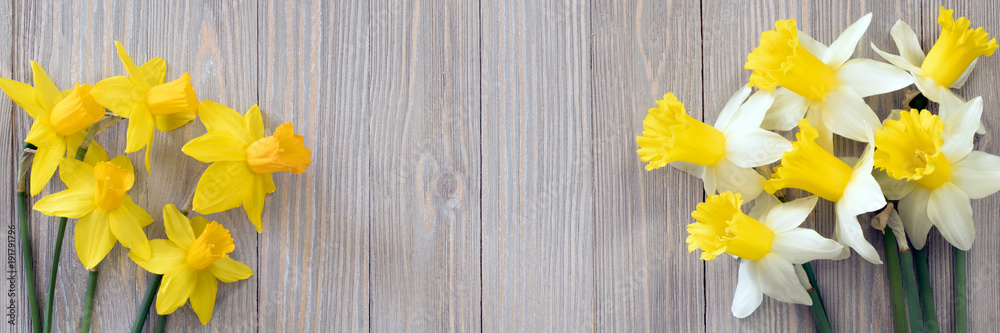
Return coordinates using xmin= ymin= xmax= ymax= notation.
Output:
xmin=745 ymin=13 xmax=912 ymax=151
xmin=0 ymin=62 xmax=105 ymax=195
xmin=92 ymin=41 xmax=199 ymax=172
xmin=874 ymin=99 xmax=1000 ymax=251
xmin=764 ymin=119 xmax=886 ymax=264
xmin=871 ymin=7 xmax=997 ymax=133
xmin=637 ymin=88 xmax=791 ymax=200
xmin=182 ymin=102 xmax=311 ymax=232
xmin=33 ymin=144 xmax=153 ymax=269
xmin=687 ymin=192 xmax=843 ymax=318
xmin=130 ymin=204 xmax=253 ymax=325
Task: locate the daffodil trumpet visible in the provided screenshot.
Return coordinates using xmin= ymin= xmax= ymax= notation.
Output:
xmin=637 ymin=87 xmax=791 ymax=200
xmin=746 ymin=13 xmax=912 ymax=150
xmin=686 ymin=192 xmax=844 ymax=317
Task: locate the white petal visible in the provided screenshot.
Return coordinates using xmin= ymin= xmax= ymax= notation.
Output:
xmin=702 ymin=165 xmax=718 ymax=195
xmin=731 ymin=260 xmax=764 ymax=318
xmin=941 ymin=97 xmax=983 ymax=161
xmin=840 ymin=157 xmax=886 ymax=218
xmin=749 ymin=193 xmax=781 ymax=221
xmin=952 ymin=58 xmax=977 ymax=89
xmin=870 ymin=43 xmax=922 ymax=73
xmin=928 ymin=183 xmax=975 ymax=250
xmin=889 ymin=20 xmax=925 ymax=66
xmin=763 ymin=195 xmax=819 ymax=233
xmin=723 ymin=128 xmax=791 ymax=167
xmin=669 ymin=161 xmax=705 ymax=179
xmin=712 ymin=159 xmax=765 ymax=201
xmin=714 ymin=87 xmax=752 ymax=130
xmin=798 ymin=30 xmax=828 ymax=58
xmin=873 ymin=168 xmax=916 ymax=200
xmin=913 ymin=75 xmax=952 ymax=104
xmin=952 ymin=151 xmax=1000 ymax=199
xmin=822 ymin=13 xmax=872 ymax=69
xmin=834 ymin=202 xmax=883 ymax=264
xmin=836 ymin=59 xmax=913 ymax=97
xmin=723 ymin=89 xmax=775 ymax=132
xmin=755 ymin=254 xmax=812 ymax=305
xmin=820 ymin=86 xmax=882 ymax=142
xmin=898 ymin=187 xmax=934 ymax=250
xmin=761 ymin=88 xmax=808 ymax=131
xmin=805 ymin=106 xmax=835 ymax=152
xmin=771 ymin=228 xmax=845 ymax=264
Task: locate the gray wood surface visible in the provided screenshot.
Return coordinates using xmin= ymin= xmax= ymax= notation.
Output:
xmin=2 ymin=1 xmax=999 ymax=332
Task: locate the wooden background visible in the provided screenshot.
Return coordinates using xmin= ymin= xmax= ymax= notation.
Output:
xmin=1 ymin=0 xmax=998 ymax=332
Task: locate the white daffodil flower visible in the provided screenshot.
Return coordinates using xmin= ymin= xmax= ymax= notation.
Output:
xmin=874 ymin=98 xmax=1000 ymax=250
xmin=871 ymin=7 xmax=996 ymax=133
xmin=745 ymin=13 xmax=912 ymax=151
xmin=764 ymin=119 xmax=886 ymax=264
xmin=687 ymin=192 xmax=843 ymax=318
xmin=637 ymin=87 xmax=792 ymax=200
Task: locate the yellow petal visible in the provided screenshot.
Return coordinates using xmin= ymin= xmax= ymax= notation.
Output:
xmin=129 ymin=239 xmax=185 ymax=275
xmin=56 ymin=158 xmax=95 ymax=190
xmin=33 ymin=189 xmax=95 ymax=218
xmin=190 ymin=271 xmax=218 ymax=325
xmin=192 ymin=162 xmax=255 ymax=215
xmin=162 ymin=204 xmax=196 ymax=248
xmin=91 ymin=76 xmax=143 ymax=118
xmin=0 ymin=78 xmax=45 ymax=118
xmin=65 ymin=132 xmax=86 ymax=161
xmin=208 ymin=256 xmax=253 ymax=283
xmin=261 ymin=173 xmax=276 ymax=194
xmin=114 ymin=41 xmax=150 ymax=89
xmin=182 ymin=131 xmax=248 ymax=163
xmin=199 ymin=101 xmax=251 ymax=143
xmin=109 ymin=155 xmax=136 ymax=182
xmin=244 ymin=105 xmax=265 ymax=141
xmin=190 ymin=216 xmax=209 ymax=237
xmin=83 ymin=141 xmax=110 ymax=165
xmin=244 ymin=179 xmax=266 ymax=232
xmin=139 ymin=57 xmax=167 ymax=87
xmin=109 ymin=197 xmax=153 ymax=259
xmin=30 ymin=61 xmax=63 ymax=110
xmin=75 ymin=209 xmax=115 ymax=269
xmin=124 ymin=103 xmax=154 ymax=154
xmin=155 ymin=266 xmax=196 ymax=315
xmin=29 ymin=144 xmax=64 ymax=196
xmin=25 ymin=120 xmax=62 ymax=149
xmin=155 ymin=112 xmax=197 ymax=132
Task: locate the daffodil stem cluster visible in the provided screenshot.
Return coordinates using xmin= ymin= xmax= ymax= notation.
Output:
xmin=81 ymin=269 xmax=98 ymax=333
xmin=801 ymin=263 xmax=832 ymax=333
xmin=43 ymin=140 xmax=89 ymax=333
xmin=914 ymin=248 xmax=940 ymax=332
xmin=883 ymin=228 xmax=910 ymax=333
xmin=15 ymin=143 xmax=42 ymax=333
xmin=897 ymin=247 xmax=924 ymax=332
xmin=954 ymin=248 xmax=967 ymax=333
xmin=130 ymin=274 xmax=163 ymax=333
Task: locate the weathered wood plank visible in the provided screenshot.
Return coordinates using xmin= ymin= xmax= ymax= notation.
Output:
xmin=480 ymin=1 xmax=594 ymax=331
xmin=367 ymin=0 xmax=482 ymax=331
xmin=256 ymin=1 xmax=370 ymax=332
xmin=10 ymin=1 xmax=259 ymax=331
xmin=922 ymin=1 xmax=1000 ymax=331
xmin=701 ymin=1 xmax=918 ymax=332
xmin=0 ymin=0 xmax=22 ymax=332
xmin=591 ymin=0 xmax=705 ymax=331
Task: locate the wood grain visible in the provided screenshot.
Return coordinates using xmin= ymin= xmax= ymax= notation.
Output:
xmin=591 ymin=0 xmax=705 ymax=331
xmin=256 ymin=1 xmax=370 ymax=332
xmin=480 ymin=0 xmax=595 ymax=331
xmin=368 ymin=0 xmax=482 ymax=331
xmin=0 ymin=0 xmax=22 ymax=331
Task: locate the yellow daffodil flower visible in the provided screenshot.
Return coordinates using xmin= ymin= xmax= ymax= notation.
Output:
xmin=0 ymin=62 xmax=105 ymax=195
xmin=764 ymin=119 xmax=885 ymax=263
xmin=746 ymin=14 xmax=912 ymax=150
xmin=874 ymin=100 xmax=1000 ymax=250
xmin=637 ymin=88 xmax=791 ymax=200
xmin=182 ymin=102 xmax=311 ymax=232
xmin=33 ymin=145 xmax=152 ymax=269
xmin=91 ymin=41 xmax=199 ymax=172
xmin=130 ymin=204 xmax=252 ymax=325
xmin=871 ymin=7 xmax=996 ymax=133
xmin=688 ymin=192 xmax=842 ymax=318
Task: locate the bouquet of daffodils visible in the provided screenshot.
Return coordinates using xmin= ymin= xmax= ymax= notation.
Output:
xmin=3 ymin=41 xmax=311 ymax=331
xmin=637 ymin=8 xmax=996 ymax=332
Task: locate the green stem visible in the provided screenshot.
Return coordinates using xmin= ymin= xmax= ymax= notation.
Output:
xmin=16 ymin=143 xmax=42 ymax=333
xmin=154 ymin=313 xmax=167 ymax=333
xmin=801 ymin=263 xmax=832 ymax=333
xmin=955 ymin=248 xmax=967 ymax=333
xmin=884 ymin=228 xmax=909 ymax=333
xmin=42 ymin=145 xmax=88 ymax=333
xmin=899 ymin=249 xmax=924 ymax=332
xmin=81 ymin=269 xmax=98 ymax=333
xmin=914 ymin=248 xmax=939 ymax=332
xmin=130 ymin=274 xmax=163 ymax=333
